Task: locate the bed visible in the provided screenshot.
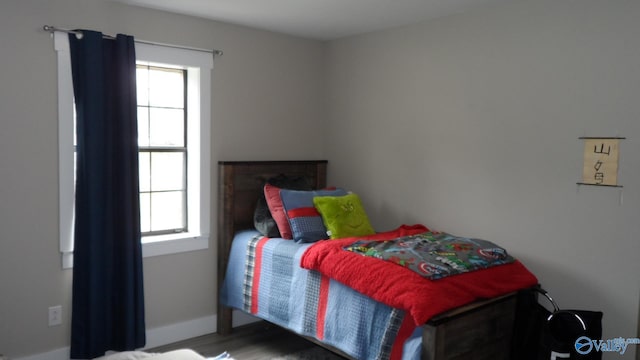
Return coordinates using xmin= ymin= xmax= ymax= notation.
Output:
xmin=217 ymin=160 xmax=537 ymax=360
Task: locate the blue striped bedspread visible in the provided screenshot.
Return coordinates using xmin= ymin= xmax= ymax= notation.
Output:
xmin=220 ymin=230 xmax=422 ymax=360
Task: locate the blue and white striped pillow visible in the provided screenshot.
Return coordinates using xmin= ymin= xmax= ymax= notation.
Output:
xmin=280 ymin=188 xmax=347 ymax=243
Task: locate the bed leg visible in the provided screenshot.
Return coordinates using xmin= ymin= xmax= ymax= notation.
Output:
xmin=217 ymin=304 xmax=233 ymax=335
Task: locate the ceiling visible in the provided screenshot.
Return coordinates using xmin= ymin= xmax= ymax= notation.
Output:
xmin=115 ymin=0 xmax=510 ymax=41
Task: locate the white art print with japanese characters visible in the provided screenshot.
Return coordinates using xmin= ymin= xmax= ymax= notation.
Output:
xmin=582 ymin=138 xmax=619 ymax=186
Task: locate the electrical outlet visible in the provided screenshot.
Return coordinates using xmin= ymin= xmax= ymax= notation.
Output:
xmin=48 ymin=305 xmax=62 ymax=327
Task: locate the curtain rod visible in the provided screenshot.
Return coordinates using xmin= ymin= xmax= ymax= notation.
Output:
xmin=42 ymin=25 xmax=223 ymax=57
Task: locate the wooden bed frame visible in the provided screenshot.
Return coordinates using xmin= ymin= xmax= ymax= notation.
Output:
xmin=217 ymin=160 xmax=521 ymax=360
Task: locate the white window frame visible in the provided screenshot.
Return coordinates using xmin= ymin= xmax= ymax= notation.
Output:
xmin=55 ymin=32 xmax=212 ymax=269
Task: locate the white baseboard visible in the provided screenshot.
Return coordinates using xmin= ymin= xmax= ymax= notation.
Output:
xmin=13 ymin=347 xmax=70 ymax=360
xmin=141 ymin=315 xmax=217 ymax=350
xmin=13 ymin=312 xmax=258 ymax=360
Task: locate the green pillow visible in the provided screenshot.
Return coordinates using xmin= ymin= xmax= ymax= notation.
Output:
xmin=313 ymin=193 xmax=375 ymax=239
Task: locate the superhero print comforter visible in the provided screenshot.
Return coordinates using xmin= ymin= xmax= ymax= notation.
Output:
xmin=343 ymin=231 xmax=515 ymax=280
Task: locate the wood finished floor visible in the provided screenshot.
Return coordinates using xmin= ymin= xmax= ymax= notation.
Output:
xmin=148 ymin=321 xmax=346 ymax=360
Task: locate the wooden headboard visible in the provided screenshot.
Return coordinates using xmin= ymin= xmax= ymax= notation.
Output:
xmin=217 ymin=160 xmax=328 ymax=335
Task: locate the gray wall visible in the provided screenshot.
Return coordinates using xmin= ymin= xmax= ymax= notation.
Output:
xmin=325 ymin=0 xmax=639 ymax=358
xmin=0 ymin=0 xmax=325 ymax=357
xmin=2 ymin=0 xmax=640 ymax=359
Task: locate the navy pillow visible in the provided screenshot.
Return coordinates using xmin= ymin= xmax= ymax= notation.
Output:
xmin=280 ymin=188 xmax=348 ymax=243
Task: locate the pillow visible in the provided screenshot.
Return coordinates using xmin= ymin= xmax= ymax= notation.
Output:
xmin=255 ymin=175 xmax=311 ymax=238
xmin=280 ymin=188 xmax=348 ymax=243
xmin=253 ymin=196 xmax=279 ymax=238
xmin=263 ymin=184 xmax=291 ymax=238
xmin=313 ymin=193 xmax=375 ymax=239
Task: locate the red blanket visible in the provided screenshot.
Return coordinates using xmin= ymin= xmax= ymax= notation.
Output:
xmin=300 ymin=224 xmax=538 ymax=326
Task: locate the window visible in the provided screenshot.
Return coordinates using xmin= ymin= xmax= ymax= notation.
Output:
xmin=56 ymin=33 xmax=213 ymax=268
xmin=137 ymin=65 xmax=188 ymax=236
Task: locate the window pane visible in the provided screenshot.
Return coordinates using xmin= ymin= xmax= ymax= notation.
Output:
xmin=139 ymin=152 xmax=151 ymax=192
xmin=149 ymin=68 xmax=184 ymax=108
xmin=136 ymin=65 xmax=189 ymax=237
xmin=150 ymin=152 xmax=185 ymax=191
xmin=140 ymin=193 xmax=151 ymax=233
xmin=137 ymin=107 xmax=150 ymax=147
xmin=149 ymin=108 xmax=185 ymax=147
xmin=136 ymin=67 xmax=149 ymax=106
xmin=150 ymin=191 xmax=185 ymax=231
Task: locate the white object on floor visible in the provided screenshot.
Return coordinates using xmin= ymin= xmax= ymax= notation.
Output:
xmin=146 ymin=350 xmax=206 ymax=360
xmin=207 ymin=352 xmax=234 ymax=360
xmin=99 ymin=350 xmax=208 ymax=360
xmin=95 ymin=352 xmax=157 ymax=360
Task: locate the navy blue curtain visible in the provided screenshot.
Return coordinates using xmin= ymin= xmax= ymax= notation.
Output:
xmin=69 ymin=30 xmax=145 ymax=359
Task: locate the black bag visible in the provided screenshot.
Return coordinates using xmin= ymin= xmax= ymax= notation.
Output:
xmin=513 ymin=288 xmax=603 ymax=360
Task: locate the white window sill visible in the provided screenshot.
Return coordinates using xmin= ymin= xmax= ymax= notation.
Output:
xmin=142 ymin=232 xmax=209 ymax=257
xmin=61 ymin=233 xmax=209 ymax=269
